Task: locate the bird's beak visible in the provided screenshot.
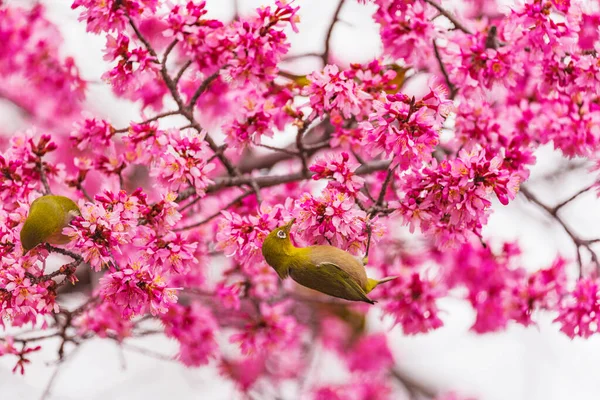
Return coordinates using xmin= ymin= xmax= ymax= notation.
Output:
xmin=284 ymin=218 xmax=296 ymax=232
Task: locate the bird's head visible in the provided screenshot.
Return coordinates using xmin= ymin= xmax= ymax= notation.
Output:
xmin=262 ymin=218 xmax=296 ymax=266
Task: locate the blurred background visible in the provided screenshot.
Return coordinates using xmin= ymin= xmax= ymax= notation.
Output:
xmin=2 ymin=0 xmax=600 ymax=399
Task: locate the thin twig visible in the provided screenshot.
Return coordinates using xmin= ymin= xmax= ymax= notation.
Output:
xmin=176 ymin=159 xmax=392 ymax=202
xmin=283 ymin=52 xmax=322 ymax=62
xmin=423 ymin=0 xmax=473 ymax=34
xmin=432 ymin=40 xmax=457 ymax=99
xmin=175 ymin=190 xmax=254 ymax=231
xmin=162 ymin=39 xmax=178 ymax=65
xmin=321 ymin=0 xmax=346 ymax=65
xmin=364 ymin=167 xmax=396 ymax=257
xmin=520 ymin=186 xmax=600 ymax=275
xmin=45 ymin=244 xmax=83 ymax=262
xmin=128 ymin=17 xmax=239 ymax=178
xmin=113 ymin=110 xmax=180 ymax=133
xmin=178 ymin=195 xmax=203 ymax=214
xmin=188 ymin=70 xmax=222 ymax=110
xmin=376 ymin=168 xmax=395 ymax=207
xmin=296 ymin=121 xmax=311 ymax=178
xmin=118 ymin=341 xmax=176 ymax=362
xmin=37 ymin=160 xmax=52 ymax=195
xmin=40 ymin=346 xmax=81 ymax=400
xmin=552 ymin=184 xmax=595 ymax=212
xmin=256 ymin=143 xmax=299 ymax=156
xmin=248 ymin=179 xmax=263 ymax=204
xmin=76 ymin=182 xmax=94 ymax=203
xmin=391 ymin=368 xmax=437 ymax=398
xmin=174 ymin=60 xmax=193 ymax=85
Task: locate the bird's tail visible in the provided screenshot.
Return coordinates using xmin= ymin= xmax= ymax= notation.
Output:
xmin=365 ymin=276 xmax=398 ymax=294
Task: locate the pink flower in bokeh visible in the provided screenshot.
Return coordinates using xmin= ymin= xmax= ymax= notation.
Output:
xmin=346 ymin=333 xmax=394 ymax=373
xmin=230 ymin=301 xmax=300 ymax=355
xmin=162 ymin=303 xmax=219 ymax=366
xmin=555 ymin=278 xmax=600 ymax=339
xmin=381 ymin=273 xmax=445 ymax=334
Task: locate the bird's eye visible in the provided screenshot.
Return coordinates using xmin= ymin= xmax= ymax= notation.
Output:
xmin=277 ymin=230 xmax=287 ymax=239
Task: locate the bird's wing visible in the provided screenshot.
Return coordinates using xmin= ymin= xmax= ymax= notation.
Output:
xmin=307 ymin=246 xmax=368 ymax=288
xmin=289 ymin=261 xmax=375 ymax=304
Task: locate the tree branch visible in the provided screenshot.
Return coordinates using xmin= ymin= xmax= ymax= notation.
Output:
xmin=187 ymin=69 xmax=222 ymax=110
xmin=432 ymin=40 xmax=457 ymax=99
xmin=175 ymin=190 xmax=254 ymax=231
xmin=423 ymin=0 xmax=473 ymax=35
xmin=322 ymin=0 xmax=346 ymax=65
xmin=128 ymin=17 xmax=239 ymax=178
xmin=520 ymin=186 xmax=600 ymax=276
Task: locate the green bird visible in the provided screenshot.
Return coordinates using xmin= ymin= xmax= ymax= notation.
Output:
xmin=261 ymin=219 xmax=397 ymax=304
xmin=20 ymin=195 xmax=81 ymax=255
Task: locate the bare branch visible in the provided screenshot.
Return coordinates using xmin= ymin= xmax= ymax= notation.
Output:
xmin=161 ymin=39 xmax=179 ymax=65
xmin=174 ymin=60 xmax=193 ymax=85
xmin=128 ymin=17 xmax=240 ymax=178
xmin=391 ymin=368 xmax=437 ymax=399
xmin=423 ymin=0 xmax=473 ymax=35
xmin=432 ymin=40 xmax=457 ymax=99
xmin=322 ymin=0 xmax=346 ymax=65
xmin=37 ymin=160 xmax=52 ymax=195
xmin=113 ymin=110 xmax=180 ymax=133
xmin=520 ymin=186 xmax=600 ymax=275
xmin=552 ymin=184 xmax=595 ymax=212
xmin=175 ymin=190 xmax=254 ymax=231
xmin=187 ymin=69 xmax=222 ymax=110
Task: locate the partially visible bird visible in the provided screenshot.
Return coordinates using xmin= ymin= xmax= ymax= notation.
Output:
xmin=20 ymin=195 xmax=81 ymax=255
xmin=261 ymin=219 xmax=397 ymax=304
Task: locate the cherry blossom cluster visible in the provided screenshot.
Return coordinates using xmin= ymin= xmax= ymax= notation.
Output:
xmin=393 ymin=148 xmax=520 ymax=246
xmin=0 ymin=4 xmax=85 ymax=122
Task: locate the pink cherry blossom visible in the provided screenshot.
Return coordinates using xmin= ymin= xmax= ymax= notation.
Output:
xmin=162 ymin=302 xmax=219 ymax=366
xmin=229 ymin=301 xmax=301 ymax=355
xmin=99 ymin=259 xmax=178 ymax=318
xmin=555 ymin=278 xmax=600 ymax=338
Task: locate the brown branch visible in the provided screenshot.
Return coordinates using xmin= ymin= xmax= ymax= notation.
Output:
xmin=391 ymin=368 xmax=437 ymax=399
xmin=552 ymin=184 xmax=595 ymax=213
xmin=175 ymin=190 xmax=254 ymax=231
xmin=45 ymin=244 xmax=83 ymax=262
xmin=128 ymin=17 xmax=239 ymax=178
xmin=174 ymin=60 xmax=192 ymax=85
xmin=36 ymin=160 xmax=52 ymax=195
xmin=214 ymin=159 xmax=391 ymax=193
xmin=375 ymin=168 xmax=395 ymax=208
xmin=322 ymin=0 xmax=346 ymax=65
xmin=238 ymin=120 xmax=332 ymax=173
xmin=113 ymin=110 xmax=180 ymax=133
xmin=432 ymin=40 xmax=457 ymax=99
xmin=256 ymin=143 xmax=299 ymax=156
xmin=296 ymin=121 xmax=311 ymax=178
xmin=187 ymin=69 xmax=222 ymax=110
xmin=364 ymin=166 xmax=397 ymax=258
xmin=162 ymin=39 xmax=178 ymax=65
xmin=423 ymin=0 xmax=473 ymax=34
xmin=520 ymin=186 xmax=600 ymax=275
xmin=176 ymin=159 xmax=391 ymax=203
xmin=283 ymin=52 xmax=322 ymax=62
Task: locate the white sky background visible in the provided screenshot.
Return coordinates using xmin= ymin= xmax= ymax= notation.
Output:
xmin=2 ymin=0 xmax=600 ymax=399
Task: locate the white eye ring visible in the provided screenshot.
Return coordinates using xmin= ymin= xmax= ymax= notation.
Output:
xmin=277 ymin=230 xmax=287 ymax=239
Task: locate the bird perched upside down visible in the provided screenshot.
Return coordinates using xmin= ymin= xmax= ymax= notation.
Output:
xmin=261 ymin=218 xmax=396 ymax=304
xmin=20 ymin=195 xmax=80 ymax=255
